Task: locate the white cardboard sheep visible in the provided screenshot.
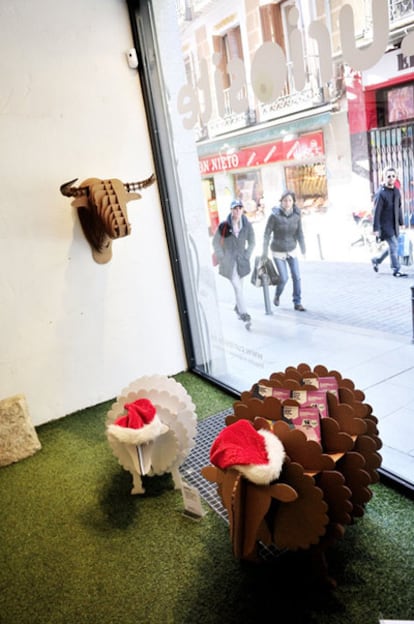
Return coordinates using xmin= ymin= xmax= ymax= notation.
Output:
xmin=106 ymin=375 xmax=197 ymax=494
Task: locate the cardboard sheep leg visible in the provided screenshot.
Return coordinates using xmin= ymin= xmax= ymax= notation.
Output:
xmin=231 ymin=475 xmax=299 ymax=560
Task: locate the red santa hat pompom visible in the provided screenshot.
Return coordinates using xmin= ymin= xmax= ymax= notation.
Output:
xmin=107 ymin=398 xmax=168 ymax=444
xmin=210 ymin=419 xmax=285 ymax=485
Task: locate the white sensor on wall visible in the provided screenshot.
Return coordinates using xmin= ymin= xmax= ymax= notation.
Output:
xmin=127 ymin=48 xmax=138 ymax=69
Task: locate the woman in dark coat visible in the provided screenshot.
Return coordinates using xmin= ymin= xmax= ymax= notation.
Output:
xmin=262 ymin=190 xmax=306 ymax=311
xmin=213 ymin=199 xmax=255 ymax=324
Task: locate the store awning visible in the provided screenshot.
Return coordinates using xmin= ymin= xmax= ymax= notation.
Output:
xmin=198 ymin=131 xmax=325 ymax=175
xmin=196 ymin=105 xmax=332 ymax=159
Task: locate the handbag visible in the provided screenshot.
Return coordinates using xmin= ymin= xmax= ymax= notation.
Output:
xmin=264 ymin=257 xmax=280 ymax=285
xmin=251 ymin=256 xmax=280 ymax=287
xmin=212 ymin=222 xmax=228 ymax=267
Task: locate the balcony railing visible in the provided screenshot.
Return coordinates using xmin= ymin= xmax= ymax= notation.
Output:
xmin=203 ymin=85 xmax=251 ymax=136
xmin=198 ymin=56 xmax=332 ymax=140
xmin=259 ymin=83 xmax=325 ymax=122
xmin=389 ymin=0 xmax=414 ymax=23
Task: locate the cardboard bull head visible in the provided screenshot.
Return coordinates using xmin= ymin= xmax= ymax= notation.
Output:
xmin=60 ymin=174 xmax=155 ymax=263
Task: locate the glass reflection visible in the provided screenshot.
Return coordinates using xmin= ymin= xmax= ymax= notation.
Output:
xmin=146 ymin=1 xmax=414 ymax=487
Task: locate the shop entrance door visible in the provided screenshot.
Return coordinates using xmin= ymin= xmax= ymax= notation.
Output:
xmin=369 ymin=124 xmax=414 ymax=225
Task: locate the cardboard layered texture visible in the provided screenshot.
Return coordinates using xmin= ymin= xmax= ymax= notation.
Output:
xmin=60 ymin=174 xmax=155 ymax=264
xmin=106 ymin=375 xmax=197 ymax=495
xmin=202 ymin=363 xmax=382 ymax=585
xmin=0 ymin=394 xmax=41 ymax=467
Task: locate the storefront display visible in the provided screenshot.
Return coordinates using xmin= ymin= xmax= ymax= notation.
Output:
xmin=129 ymin=0 xmax=414 ymax=490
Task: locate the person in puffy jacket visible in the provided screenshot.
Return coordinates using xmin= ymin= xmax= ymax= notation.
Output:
xmin=262 ymin=190 xmax=306 ymax=311
xmin=213 ymin=199 xmax=255 ymax=323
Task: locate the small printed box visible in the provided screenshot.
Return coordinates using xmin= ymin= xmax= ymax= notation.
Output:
xmin=252 ymin=383 xmax=271 ymax=399
xmin=282 ymin=404 xmax=321 ymax=442
xmin=302 ymin=375 xmax=339 ymax=398
xmin=317 ymin=377 xmax=339 ymax=398
xmin=291 ymin=388 xmax=329 ymax=418
xmin=271 ymin=387 xmax=292 ymax=401
xmin=253 ymin=384 xmax=291 ymax=401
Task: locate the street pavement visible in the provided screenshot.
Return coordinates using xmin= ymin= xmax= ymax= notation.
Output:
xmin=260 ymin=258 xmax=414 ymax=341
xmin=245 ymin=213 xmax=414 ymax=340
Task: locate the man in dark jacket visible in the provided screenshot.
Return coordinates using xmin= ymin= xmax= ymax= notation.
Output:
xmin=371 ymin=167 xmax=407 ymax=277
xmin=213 ymin=199 xmax=255 ymax=325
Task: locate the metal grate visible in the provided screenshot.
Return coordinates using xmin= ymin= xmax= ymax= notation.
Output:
xmin=179 ymin=409 xmax=286 ymax=562
xmin=180 ymin=408 xmax=233 ymax=523
xmin=369 ymin=124 xmax=414 ymax=225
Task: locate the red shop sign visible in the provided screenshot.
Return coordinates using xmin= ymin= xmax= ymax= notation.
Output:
xmin=199 ymin=131 xmax=324 ymax=175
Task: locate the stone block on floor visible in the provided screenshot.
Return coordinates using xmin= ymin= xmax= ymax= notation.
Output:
xmin=0 ymin=394 xmax=41 ymax=467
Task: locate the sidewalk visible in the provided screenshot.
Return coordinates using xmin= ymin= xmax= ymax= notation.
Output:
xmin=212 ymin=257 xmax=414 ymax=490
xmin=294 ymin=259 xmax=413 ymax=339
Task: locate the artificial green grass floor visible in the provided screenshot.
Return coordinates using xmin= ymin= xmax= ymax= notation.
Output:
xmin=0 ymin=371 xmax=413 ymax=624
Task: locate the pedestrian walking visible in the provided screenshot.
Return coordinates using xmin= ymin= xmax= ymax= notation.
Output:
xmin=213 ymin=199 xmax=255 ymax=329
xmin=262 ymin=190 xmax=306 ymax=311
xmin=371 ymin=167 xmax=407 ymax=277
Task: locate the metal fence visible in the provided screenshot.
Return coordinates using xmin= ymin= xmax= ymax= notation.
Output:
xmin=369 ymin=124 xmax=414 ymax=225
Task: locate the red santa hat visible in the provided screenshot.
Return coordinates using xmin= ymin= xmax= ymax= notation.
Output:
xmin=107 ymin=398 xmax=168 ymax=444
xmin=210 ymin=419 xmax=285 ymax=485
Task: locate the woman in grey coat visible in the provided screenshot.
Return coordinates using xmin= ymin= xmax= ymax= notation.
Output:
xmin=213 ymin=199 xmax=255 ymax=325
xmin=262 ymin=190 xmax=306 ymax=311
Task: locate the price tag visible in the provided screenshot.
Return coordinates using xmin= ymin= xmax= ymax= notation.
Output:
xmin=181 ymin=482 xmax=205 ymax=520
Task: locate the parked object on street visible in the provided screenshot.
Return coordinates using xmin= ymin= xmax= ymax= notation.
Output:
xmin=351 ymin=208 xmax=373 ymax=248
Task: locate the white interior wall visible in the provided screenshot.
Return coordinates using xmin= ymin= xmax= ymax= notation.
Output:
xmin=0 ymin=0 xmax=187 ymax=426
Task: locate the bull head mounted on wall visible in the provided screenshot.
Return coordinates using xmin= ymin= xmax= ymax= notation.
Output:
xmin=60 ymin=174 xmax=156 ymax=264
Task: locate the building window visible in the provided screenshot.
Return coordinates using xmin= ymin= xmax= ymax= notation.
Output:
xmin=260 ymin=2 xmax=285 ymax=49
xmin=213 ymin=26 xmax=243 ymax=91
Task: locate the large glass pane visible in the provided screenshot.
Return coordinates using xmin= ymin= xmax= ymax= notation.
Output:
xmin=130 ymin=1 xmax=414 ymax=490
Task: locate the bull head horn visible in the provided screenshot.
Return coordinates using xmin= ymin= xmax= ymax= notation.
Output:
xmin=60 ymin=173 xmax=156 ymax=197
xmin=60 ymin=178 xmax=89 ymax=198
xmin=124 ymin=173 xmax=156 ymax=192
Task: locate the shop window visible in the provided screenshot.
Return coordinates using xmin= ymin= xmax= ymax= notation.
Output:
xmin=387 ymin=83 xmax=414 ymax=124
xmin=234 ymin=170 xmax=264 ymax=222
xmin=376 ymin=82 xmax=414 ymax=126
xmin=284 ymin=163 xmax=328 ymax=214
xmin=130 ymin=0 xmax=414 ymax=493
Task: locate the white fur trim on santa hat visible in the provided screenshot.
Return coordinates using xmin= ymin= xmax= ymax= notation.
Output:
xmin=107 ymin=415 xmax=168 ymax=445
xmin=234 ymin=429 xmax=285 ymax=485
